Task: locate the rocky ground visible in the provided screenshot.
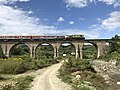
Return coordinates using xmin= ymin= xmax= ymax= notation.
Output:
xmin=92 ymin=60 xmax=120 ymax=90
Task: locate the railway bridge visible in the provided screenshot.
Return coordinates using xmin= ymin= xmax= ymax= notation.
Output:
xmin=0 ymin=36 xmax=119 ymax=59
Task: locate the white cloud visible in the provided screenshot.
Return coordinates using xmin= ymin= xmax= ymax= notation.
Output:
xmin=101 ymin=11 xmax=120 ymax=31
xmin=62 ymin=28 xmax=100 ymax=39
xmin=65 ymin=0 xmax=90 ymax=8
xmin=64 ymin=0 xmax=120 ymax=8
xmin=0 ymin=5 xmax=60 ymax=35
xmin=57 ymin=17 xmax=65 ymax=22
xmin=98 ymin=0 xmax=115 ymax=5
xmin=98 ymin=0 xmax=120 ymax=7
xmin=97 ymin=18 xmax=101 ymax=22
xmin=0 ymin=0 xmax=29 ymax=4
xmin=79 ymin=17 xmax=85 ymax=21
xmin=87 ymin=24 xmax=101 ymax=38
xmin=69 ymin=21 xmax=74 ymax=24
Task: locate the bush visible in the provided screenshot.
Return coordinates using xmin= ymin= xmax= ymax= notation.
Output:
xmin=0 ymin=59 xmax=23 ymax=74
xmin=0 ymin=55 xmax=58 ymax=74
xmin=14 ymin=62 xmax=30 ymax=74
xmin=98 ymin=51 xmax=120 ymax=63
xmin=14 ymin=76 xmax=33 ymax=90
xmin=62 ymin=57 xmax=95 ymax=73
xmin=1 ymin=76 xmax=34 ymax=90
xmin=35 ymin=57 xmax=58 ymax=69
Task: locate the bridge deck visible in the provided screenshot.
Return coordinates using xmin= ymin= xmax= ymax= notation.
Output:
xmin=0 ymin=38 xmax=85 ymax=42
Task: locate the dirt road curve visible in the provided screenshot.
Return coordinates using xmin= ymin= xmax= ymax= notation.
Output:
xmin=30 ymin=62 xmax=71 ymax=90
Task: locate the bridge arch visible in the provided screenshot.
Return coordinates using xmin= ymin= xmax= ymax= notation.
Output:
xmin=58 ymin=42 xmax=76 ymax=58
xmin=35 ymin=42 xmax=54 ymax=59
xmin=9 ymin=43 xmax=30 ymax=57
xmin=82 ymin=42 xmax=98 ymax=59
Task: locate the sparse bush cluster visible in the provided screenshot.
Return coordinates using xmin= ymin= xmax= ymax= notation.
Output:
xmin=61 ymin=57 xmax=95 ymax=73
xmin=99 ymin=51 xmax=120 ymax=61
xmin=58 ymin=57 xmax=108 ymax=90
xmin=0 ymin=58 xmax=23 ymax=74
xmin=0 ymin=55 xmax=58 ymax=74
xmin=1 ymin=76 xmax=34 ymax=90
xmin=59 ymin=57 xmax=95 ymax=79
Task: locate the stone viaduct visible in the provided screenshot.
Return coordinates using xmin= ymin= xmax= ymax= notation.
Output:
xmin=0 ymin=37 xmax=119 ymax=59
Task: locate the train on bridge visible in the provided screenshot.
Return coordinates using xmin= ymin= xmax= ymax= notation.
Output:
xmin=0 ymin=34 xmax=85 ymax=40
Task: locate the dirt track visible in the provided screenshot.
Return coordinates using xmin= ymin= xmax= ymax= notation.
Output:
xmin=30 ymin=62 xmax=71 ymax=90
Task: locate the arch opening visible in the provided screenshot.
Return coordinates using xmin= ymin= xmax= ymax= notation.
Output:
xmin=35 ymin=43 xmax=54 ymax=59
xmin=9 ymin=43 xmax=30 ymax=57
xmin=59 ymin=42 xmax=76 ymax=58
xmin=82 ymin=43 xmax=97 ymax=59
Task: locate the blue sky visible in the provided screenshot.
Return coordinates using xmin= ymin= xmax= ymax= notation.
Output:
xmin=0 ymin=0 xmax=120 ymax=39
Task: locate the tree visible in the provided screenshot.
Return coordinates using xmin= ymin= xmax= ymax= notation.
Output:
xmin=10 ymin=44 xmax=30 ymax=57
xmin=109 ymin=42 xmax=120 ymax=54
xmin=59 ymin=45 xmax=75 ymax=57
xmin=36 ymin=45 xmax=54 ymax=59
xmin=82 ymin=45 xmax=97 ymax=59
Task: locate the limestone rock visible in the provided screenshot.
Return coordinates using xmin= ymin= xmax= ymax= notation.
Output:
xmin=117 ymin=82 xmax=120 ymax=85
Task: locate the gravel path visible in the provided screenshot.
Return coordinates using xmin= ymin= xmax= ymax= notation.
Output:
xmin=30 ymin=62 xmax=71 ymax=90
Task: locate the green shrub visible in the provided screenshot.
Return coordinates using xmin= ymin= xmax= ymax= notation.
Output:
xmin=35 ymin=57 xmax=58 ymax=69
xmin=21 ymin=55 xmax=32 ymax=62
xmin=1 ymin=76 xmax=34 ymax=90
xmin=98 ymin=51 xmax=120 ymax=63
xmin=0 ymin=59 xmax=23 ymax=74
xmin=14 ymin=76 xmax=33 ymax=90
xmin=62 ymin=57 xmax=95 ymax=73
xmin=14 ymin=62 xmax=29 ymax=74
xmin=0 ymin=57 xmax=35 ymax=74
xmin=0 ymin=55 xmax=58 ymax=74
